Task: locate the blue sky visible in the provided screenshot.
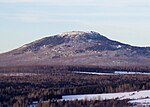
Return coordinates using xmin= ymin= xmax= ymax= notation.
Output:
xmin=0 ymin=0 xmax=150 ymax=53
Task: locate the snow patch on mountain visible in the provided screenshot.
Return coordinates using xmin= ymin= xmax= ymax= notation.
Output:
xmin=117 ymin=45 xmax=122 ymax=48
xmin=59 ymin=31 xmax=86 ymax=37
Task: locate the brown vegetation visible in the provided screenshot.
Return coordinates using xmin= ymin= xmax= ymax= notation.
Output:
xmin=0 ymin=65 xmax=150 ymax=107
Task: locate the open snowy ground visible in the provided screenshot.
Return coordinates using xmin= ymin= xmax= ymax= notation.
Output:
xmin=75 ymin=71 xmax=150 ymax=75
xmin=62 ymin=90 xmax=150 ymax=105
xmin=0 ymin=73 xmax=38 ymax=76
xmin=128 ymin=98 xmax=150 ymax=106
xmin=62 ymin=90 xmax=150 ymax=100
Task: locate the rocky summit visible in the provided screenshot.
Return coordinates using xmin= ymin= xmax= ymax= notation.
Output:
xmin=0 ymin=31 xmax=150 ymax=67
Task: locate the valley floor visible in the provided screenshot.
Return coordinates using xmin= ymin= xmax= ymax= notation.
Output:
xmin=0 ymin=66 xmax=150 ymax=107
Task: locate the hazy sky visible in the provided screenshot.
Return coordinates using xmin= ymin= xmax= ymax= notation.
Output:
xmin=0 ymin=0 xmax=150 ymax=53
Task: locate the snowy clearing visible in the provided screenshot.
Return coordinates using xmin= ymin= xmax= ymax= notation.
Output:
xmin=62 ymin=90 xmax=150 ymax=101
xmin=75 ymin=71 xmax=150 ymax=75
xmin=0 ymin=73 xmax=38 ymax=76
xmin=128 ymin=98 xmax=150 ymax=106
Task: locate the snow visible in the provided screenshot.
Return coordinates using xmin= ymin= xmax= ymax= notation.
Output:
xmin=117 ymin=45 xmax=122 ymax=48
xmin=28 ymin=101 xmax=39 ymax=107
xmin=75 ymin=71 xmax=113 ymax=75
xmin=0 ymin=73 xmax=38 ymax=76
xmin=75 ymin=71 xmax=150 ymax=75
xmin=18 ymin=44 xmax=28 ymax=49
xmin=59 ymin=31 xmax=101 ymax=38
xmin=62 ymin=90 xmax=150 ymax=101
xmin=59 ymin=31 xmax=86 ymax=37
xmin=114 ymin=71 xmax=150 ymax=75
xmin=128 ymin=98 xmax=150 ymax=106
xmin=22 ymin=45 xmax=27 ymax=48
xmin=87 ymin=39 xmax=93 ymax=42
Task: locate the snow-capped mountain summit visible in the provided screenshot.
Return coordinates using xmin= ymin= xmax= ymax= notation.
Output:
xmin=59 ymin=31 xmax=106 ymax=40
xmin=59 ymin=31 xmax=87 ymax=37
xmin=59 ymin=31 xmax=101 ymax=37
xmin=0 ymin=31 xmax=150 ymax=67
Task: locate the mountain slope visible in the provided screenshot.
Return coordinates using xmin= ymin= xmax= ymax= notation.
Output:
xmin=0 ymin=31 xmax=150 ymax=67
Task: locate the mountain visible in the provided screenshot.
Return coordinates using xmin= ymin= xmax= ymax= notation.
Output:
xmin=0 ymin=31 xmax=150 ymax=68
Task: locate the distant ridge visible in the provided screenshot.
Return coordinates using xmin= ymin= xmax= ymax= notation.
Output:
xmin=0 ymin=31 xmax=149 ymax=69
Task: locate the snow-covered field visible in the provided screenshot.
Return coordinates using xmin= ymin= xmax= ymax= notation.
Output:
xmin=75 ymin=71 xmax=150 ymax=75
xmin=128 ymin=98 xmax=150 ymax=106
xmin=62 ymin=90 xmax=150 ymax=106
xmin=0 ymin=73 xmax=38 ymax=76
xmin=62 ymin=90 xmax=150 ymax=100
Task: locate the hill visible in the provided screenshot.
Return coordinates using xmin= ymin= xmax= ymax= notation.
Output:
xmin=0 ymin=31 xmax=150 ymax=70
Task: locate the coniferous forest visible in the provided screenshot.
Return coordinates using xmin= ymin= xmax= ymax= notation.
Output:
xmin=0 ymin=65 xmax=150 ymax=107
